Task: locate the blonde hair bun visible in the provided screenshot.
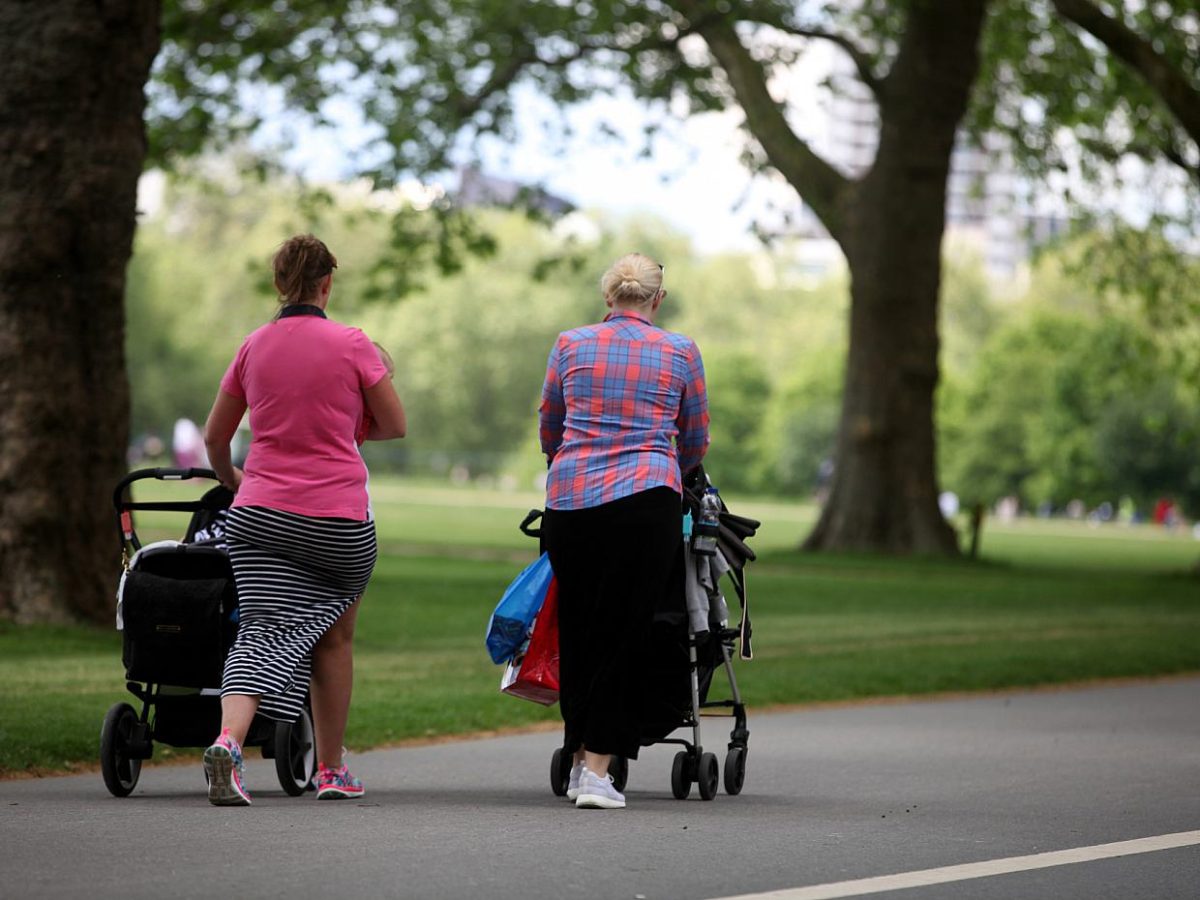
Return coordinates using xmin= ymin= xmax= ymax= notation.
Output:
xmin=601 ymin=253 xmax=663 ymax=306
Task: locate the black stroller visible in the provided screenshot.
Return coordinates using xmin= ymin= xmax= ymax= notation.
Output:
xmin=100 ymin=467 xmax=316 ymax=798
xmin=525 ymin=468 xmax=758 ymax=802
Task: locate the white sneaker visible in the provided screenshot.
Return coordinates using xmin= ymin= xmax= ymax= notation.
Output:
xmin=566 ymin=762 xmax=585 ymax=800
xmin=575 ymin=769 xmax=626 ymax=809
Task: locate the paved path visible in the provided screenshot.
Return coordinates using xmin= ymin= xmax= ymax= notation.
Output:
xmin=3 ymin=678 xmax=1198 ymax=899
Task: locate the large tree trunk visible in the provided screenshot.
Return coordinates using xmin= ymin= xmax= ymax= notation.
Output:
xmin=804 ymin=1 xmax=989 ymax=555
xmin=0 ymin=2 xmax=160 ymax=623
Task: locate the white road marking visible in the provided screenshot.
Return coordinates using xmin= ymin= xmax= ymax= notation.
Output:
xmin=707 ymin=830 xmax=1200 ymax=900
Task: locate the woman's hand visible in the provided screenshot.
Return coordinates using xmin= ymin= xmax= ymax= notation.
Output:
xmin=221 ymin=467 xmax=244 ymax=494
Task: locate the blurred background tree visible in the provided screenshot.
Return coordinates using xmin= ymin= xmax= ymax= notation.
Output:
xmin=123 ymin=167 xmax=1200 ymax=528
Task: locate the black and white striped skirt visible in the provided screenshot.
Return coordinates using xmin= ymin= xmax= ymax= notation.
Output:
xmin=221 ymin=505 xmax=377 ymax=722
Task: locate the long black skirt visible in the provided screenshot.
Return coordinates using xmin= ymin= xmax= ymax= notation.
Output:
xmin=542 ymin=486 xmax=682 ymax=760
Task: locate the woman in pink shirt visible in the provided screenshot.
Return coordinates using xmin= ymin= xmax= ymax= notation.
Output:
xmin=202 ymin=234 xmax=406 ymax=806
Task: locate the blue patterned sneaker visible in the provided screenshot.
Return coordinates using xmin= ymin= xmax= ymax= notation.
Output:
xmin=316 ymin=763 xmax=365 ymax=800
xmin=203 ymin=730 xmax=251 ymax=806
xmin=575 ymin=769 xmax=625 ymax=809
xmin=566 ymin=762 xmax=585 ymax=801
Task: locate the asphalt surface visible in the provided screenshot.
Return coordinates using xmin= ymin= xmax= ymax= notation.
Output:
xmin=3 ymin=677 xmax=1198 ymax=900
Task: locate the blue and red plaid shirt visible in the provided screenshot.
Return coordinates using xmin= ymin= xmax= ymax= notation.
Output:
xmin=539 ymin=309 xmax=709 ymax=510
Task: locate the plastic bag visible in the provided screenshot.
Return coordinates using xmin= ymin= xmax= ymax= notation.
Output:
xmin=486 ymin=552 xmax=554 ymax=664
xmin=500 ymin=578 xmax=560 ymax=705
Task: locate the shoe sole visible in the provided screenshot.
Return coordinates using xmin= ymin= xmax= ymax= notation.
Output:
xmin=203 ymin=745 xmax=251 ymax=806
xmin=566 ymin=788 xmax=580 ymax=800
xmin=575 ymin=793 xmax=626 ymax=809
xmin=317 ymin=787 xmax=365 ymax=800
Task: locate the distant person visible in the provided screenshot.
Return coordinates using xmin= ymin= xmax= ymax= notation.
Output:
xmin=172 ymin=417 xmax=208 ymax=469
xmin=1153 ymin=497 xmax=1177 ymax=528
xmin=202 ymin=233 xmax=406 ymax=806
xmin=539 ymin=252 xmax=709 ymax=810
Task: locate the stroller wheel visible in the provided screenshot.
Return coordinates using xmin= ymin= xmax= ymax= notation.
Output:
xmin=670 ymin=751 xmax=691 ymax=800
xmin=724 ymin=746 xmax=747 ymax=795
xmin=550 ymin=747 xmax=571 ymax=797
xmin=609 ymin=755 xmax=629 ymax=792
xmin=274 ymin=704 xmax=316 ymax=796
xmin=697 ymin=752 xmax=719 ymax=801
xmin=100 ymin=702 xmax=143 ymax=798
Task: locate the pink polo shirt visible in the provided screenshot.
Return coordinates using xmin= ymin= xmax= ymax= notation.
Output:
xmin=219 ymin=314 xmax=389 ymax=521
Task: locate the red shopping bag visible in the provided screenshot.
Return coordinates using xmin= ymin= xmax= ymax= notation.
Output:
xmin=499 ymin=577 xmax=560 ymax=705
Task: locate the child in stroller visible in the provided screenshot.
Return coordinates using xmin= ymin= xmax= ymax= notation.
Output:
xmin=101 ymin=467 xmax=316 ymax=798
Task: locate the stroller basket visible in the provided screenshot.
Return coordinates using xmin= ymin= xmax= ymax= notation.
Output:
xmin=119 ymin=543 xmax=235 ymax=689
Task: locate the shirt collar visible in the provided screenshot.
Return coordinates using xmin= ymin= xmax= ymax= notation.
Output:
xmin=603 ymin=308 xmax=653 ymax=326
xmin=277 ymin=303 xmax=327 ymax=320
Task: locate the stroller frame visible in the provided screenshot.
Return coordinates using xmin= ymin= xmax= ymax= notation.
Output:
xmin=101 ymin=467 xmax=316 ymax=798
xmin=654 ymin=616 xmax=750 ymax=800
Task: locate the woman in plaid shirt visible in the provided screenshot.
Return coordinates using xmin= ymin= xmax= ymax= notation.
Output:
xmin=539 ymin=252 xmax=709 ymax=809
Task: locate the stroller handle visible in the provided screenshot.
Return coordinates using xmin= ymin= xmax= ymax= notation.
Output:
xmin=519 ymin=509 xmax=543 ymax=538
xmin=113 ymin=467 xmax=222 ymax=514
xmin=113 ymin=468 xmax=228 ymax=557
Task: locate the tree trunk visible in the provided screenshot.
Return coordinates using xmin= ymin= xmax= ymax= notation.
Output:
xmin=804 ymin=0 xmax=989 ymax=555
xmin=0 ymin=2 xmax=160 ymax=623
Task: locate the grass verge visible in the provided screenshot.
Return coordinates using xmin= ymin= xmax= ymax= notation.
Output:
xmin=1 ymin=478 xmax=1197 ymax=777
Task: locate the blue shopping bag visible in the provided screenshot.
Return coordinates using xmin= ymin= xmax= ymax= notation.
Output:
xmin=486 ymin=552 xmax=554 ymax=664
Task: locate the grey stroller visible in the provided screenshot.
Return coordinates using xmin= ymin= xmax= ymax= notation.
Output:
xmin=526 ymin=466 xmax=758 ymax=801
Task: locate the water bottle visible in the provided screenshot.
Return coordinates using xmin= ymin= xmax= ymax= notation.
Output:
xmin=691 ymin=487 xmax=721 ymax=556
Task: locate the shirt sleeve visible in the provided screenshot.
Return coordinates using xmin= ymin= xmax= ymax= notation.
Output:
xmin=352 ymin=329 xmax=389 ymax=389
xmin=539 ymin=336 xmax=567 ymax=461
xmin=219 ymin=339 xmax=249 ymax=399
xmin=675 ymin=339 xmax=710 ymax=474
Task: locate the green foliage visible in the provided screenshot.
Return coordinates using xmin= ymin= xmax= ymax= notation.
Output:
xmin=358 ymin=211 xmax=596 ymax=476
xmin=126 ymin=170 xmax=859 ymax=491
xmin=755 ymin=355 xmax=843 ymax=496
xmin=128 ymin=169 xmax=1200 ymax=517
xmin=937 ymin=246 xmax=1200 ymax=516
xmin=701 ymin=349 xmax=771 ymax=493
xmin=971 ymin=1 xmax=1199 ymax=189
xmin=1095 ymin=381 xmax=1200 ymax=518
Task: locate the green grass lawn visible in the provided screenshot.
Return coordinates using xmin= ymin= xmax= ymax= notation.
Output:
xmin=1 ymin=476 xmax=1197 ymax=777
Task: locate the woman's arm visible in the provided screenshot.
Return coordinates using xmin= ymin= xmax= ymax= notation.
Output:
xmin=364 ymin=376 xmax=406 ymax=440
xmin=203 ymin=389 xmax=248 ymax=492
xmin=538 ymin=338 xmax=566 ymax=462
xmin=676 ymin=340 xmax=710 ymax=475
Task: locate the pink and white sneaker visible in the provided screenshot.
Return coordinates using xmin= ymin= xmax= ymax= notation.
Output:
xmin=203 ymin=729 xmax=251 ymax=806
xmin=315 ymin=763 xmax=365 ymax=800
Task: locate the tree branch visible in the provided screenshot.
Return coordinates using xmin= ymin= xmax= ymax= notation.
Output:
xmin=775 ymin=24 xmax=884 ymax=100
xmin=1052 ymin=0 xmax=1200 ymax=154
xmin=677 ymin=6 xmax=852 ymax=244
xmin=452 ymin=29 xmax=596 ymax=121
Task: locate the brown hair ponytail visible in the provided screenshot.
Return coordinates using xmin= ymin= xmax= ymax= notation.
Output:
xmin=272 ymin=234 xmax=338 ymax=306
